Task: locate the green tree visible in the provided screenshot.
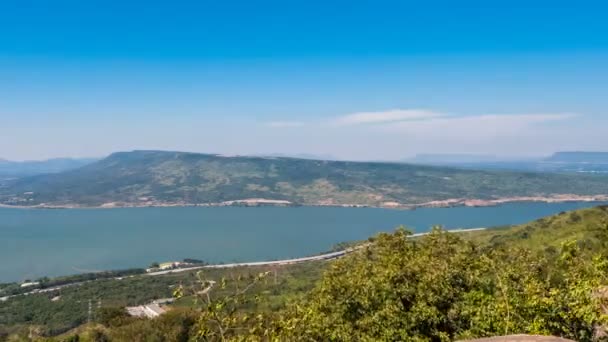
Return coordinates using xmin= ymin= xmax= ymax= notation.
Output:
xmin=276 ymin=227 xmax=608 ymax=341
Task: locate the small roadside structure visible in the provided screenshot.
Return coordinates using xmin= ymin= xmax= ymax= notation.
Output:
xmin=146 ymin=261 xmax=190 ymax=273
xmin=20 ymin=281 xmax=40 ymax=288
xmin=126 ymin=303 xmax=165 ymax=318
xmin=159 ymin=262 xmax=181 ymax=270
xmin=125 ymin=298 xmax=175 ymax=318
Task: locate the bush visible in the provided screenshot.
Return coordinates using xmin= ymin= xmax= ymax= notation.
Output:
xmin=276 ymin=227 xmax=608 ymax=341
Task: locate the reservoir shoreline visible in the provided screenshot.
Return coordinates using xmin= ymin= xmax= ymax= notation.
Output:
xmin=1 ymin=201 xmax=606 ymax=283
xmin=1 ymin=227 xmax=486 ymax=301
xmin=1 ymin=194 xmax=607 ymax=210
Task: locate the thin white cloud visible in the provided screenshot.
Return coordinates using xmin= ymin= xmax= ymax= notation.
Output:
xmin=369 ymin=112 xmax=580 ymax=158
xmin=382 ymin=113 xmax=577 ymax=135
xmin=316 ymin=111 xmax=581 ymax=159
xmin=265 ymin=121 xmax=305 ymax=128
xmin=332 ymin=109 xmax=444 ymax=125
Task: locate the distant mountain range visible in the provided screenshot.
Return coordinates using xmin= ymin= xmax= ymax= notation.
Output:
xmin=407 ymin=152 xmax=608 ymax=173
xmin=0 ymin=158 xmax=97 ymax=178
xmin=1 ymin=150 xmax=608 ymax=208
xmin=544 ymin=152 xmax=608 ymax=164
xmin=409 ymin=154 xmax=508 ymax=164
xmin=253 ymin=153 xmax=337 ymax=160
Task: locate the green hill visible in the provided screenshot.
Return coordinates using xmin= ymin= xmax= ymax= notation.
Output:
xmin=1 ymin=150 xmax=608 ymax=207
xmin=466 ymin=205 xmax=608 ymax=253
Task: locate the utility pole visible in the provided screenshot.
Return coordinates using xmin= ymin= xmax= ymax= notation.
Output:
xmin=87 ymin=299 xmax=92 ymax=324
xmin=97 ymin=299 xmax=102 ymax=321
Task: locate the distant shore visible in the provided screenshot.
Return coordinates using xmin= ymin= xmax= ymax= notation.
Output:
xmin=1 ymin=194 xmax=607 ymax=210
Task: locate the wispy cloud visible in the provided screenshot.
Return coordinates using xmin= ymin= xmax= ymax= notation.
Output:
xmin=265 ymin=121 xmax=305 ymax=128
xmin=263 ymin=111 xmax=576 ymax=135
xmin=319 ymin=111 xmax=579 ymax=159
xmin=382 ymin=112 xmax=577 ymax=134
xmin=332 ymin=109 xmax=444 ymax=125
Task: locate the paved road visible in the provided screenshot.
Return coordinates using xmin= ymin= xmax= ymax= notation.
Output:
xmin=1 ymin=281 xmax=90 ymax=302
xmin=145 ymin=248 xmax=354 ymax=276
xmin=146 ymin=227 xmax=486 ymax=277
xmin=2 ymin=227 xmax=486 ymax=300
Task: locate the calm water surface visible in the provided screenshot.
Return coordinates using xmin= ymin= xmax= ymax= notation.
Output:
xmin=0 ymin=202 xmax=604 ymax=282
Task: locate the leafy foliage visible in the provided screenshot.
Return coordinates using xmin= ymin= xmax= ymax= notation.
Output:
xmin=276 ymin=227 xmax=608 ymax=341
xmin=465 ymin=205 xmax=608 ymax=253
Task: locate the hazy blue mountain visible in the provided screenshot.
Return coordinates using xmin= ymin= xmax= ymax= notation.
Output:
xmin=407 ymin=152 xmax=608 ymax=173
xmin=0 ymin=158 xmax=97 ymax=178
xmin=409 ymin=154 xmax=506 ymax=164
xmin=406 ymin=154 xmax=544 ymax=172
xmin=255 ymin=153 xmax=337 ymax=160
xmin=544 ymin=152 xmax=608 ymax=164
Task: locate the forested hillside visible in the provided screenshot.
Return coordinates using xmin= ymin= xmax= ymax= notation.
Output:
xmin=2 ymin=150 xmax=608 ymax=207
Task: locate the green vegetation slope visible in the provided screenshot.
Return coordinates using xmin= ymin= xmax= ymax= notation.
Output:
xmin=466 ymin=205 xmax=608 ymax=252
xmin=2 ymin=150 xmax=608 ymax=207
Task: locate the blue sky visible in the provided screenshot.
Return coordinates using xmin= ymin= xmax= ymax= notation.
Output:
xmin=1 ymin=1 xmax=607 ymax=160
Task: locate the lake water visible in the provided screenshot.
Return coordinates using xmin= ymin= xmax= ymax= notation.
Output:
xmin=0 ymin=202 xmax=605 ymax=282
